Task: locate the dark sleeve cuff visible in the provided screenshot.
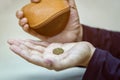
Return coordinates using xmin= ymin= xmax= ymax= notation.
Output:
xmin=82 ymin=24 xmax=99 ymax=43
xmin=82 ymin=24 xmax=110 ymax=48
xmin=82 ymin=24 xmax=120 ymax=58
xmin=83 ymin=48 xmax=120 ymax=80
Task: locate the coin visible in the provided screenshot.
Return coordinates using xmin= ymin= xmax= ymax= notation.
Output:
xmin=53 ymin=48 xmax=64 ymax=55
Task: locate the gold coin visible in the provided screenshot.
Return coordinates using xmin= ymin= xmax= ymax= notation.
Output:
xmin=53 ymin=48 xmax=64 ymax=55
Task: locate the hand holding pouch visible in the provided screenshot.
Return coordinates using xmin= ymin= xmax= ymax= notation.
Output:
xmin=22 ymin=0 xmax=70 ymax=36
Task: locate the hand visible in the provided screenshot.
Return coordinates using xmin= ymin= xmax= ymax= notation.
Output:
xmin=16 ymin=0 xmax=83 ymax=43
xmin=8 ymin=39 xmax=95 ymax=71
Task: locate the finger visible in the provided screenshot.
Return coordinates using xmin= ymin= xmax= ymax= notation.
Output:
xmin=7 ymin=39 xmax=21 ymax=45
xmin=16 ymin=10 xmax=24 ymax=19
xmin=20 ymin=22 xmax=47 ymax=40
xmin=27 ymin=39 xmax=50 ymax=47
xmin=19 ymin=18 xmax=28 ymax=26
xmin=8 ymin=39 xmax=31 ymax=51
xmin=10 ymin=45 xmax=45 ymax=67
xmin=8 ymin=39 xmax=44 ymax=53
xmin=8 ymin=40 xmax=48 ymax=67
xmin=23 ymin=24 xmax=30 ymax=32
xmin=31 ymin=0 xmax=40 ymax=3
xmin=10 ymin=45 xmax=31 ymax=61
xmin=22 ymin=24 xmax=45 ymax=40
xmin=23 ymin=27 xmax=47 ymax=40
xmin=19 ymin=40 xmax=46 ymax=53
xmin=68 ymin=0 xmax=77 ymax=9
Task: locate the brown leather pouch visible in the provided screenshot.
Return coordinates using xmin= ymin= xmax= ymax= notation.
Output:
xmin=22 ymin=0 xmax=70 ymax=36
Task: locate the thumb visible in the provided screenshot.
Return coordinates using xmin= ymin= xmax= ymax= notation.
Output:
xmin=68 ymin=0 xmax=77 ymax=9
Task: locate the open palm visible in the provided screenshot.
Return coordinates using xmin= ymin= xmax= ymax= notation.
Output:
xmin=8 ymin=39 xmax=94 ymax=70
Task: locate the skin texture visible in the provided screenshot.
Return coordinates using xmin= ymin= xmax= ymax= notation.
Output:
xmin=16 ymin=0 xmax=83 ymax=43
xmin=8 ymin=39 xmax=95 ymax=71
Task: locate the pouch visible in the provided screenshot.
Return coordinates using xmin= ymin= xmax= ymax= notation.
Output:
xmin=22 ymin=0 xmax=70 ymax=36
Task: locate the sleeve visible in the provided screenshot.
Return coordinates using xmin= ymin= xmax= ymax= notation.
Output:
xmin=83 ymin=48 xmax=120 ymax=80
xmin=82 ymin=24 xmax=120 ymax=58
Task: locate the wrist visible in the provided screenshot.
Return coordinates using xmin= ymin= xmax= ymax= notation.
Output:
xmin=77 ymin=42 xmax=96 ymax=67
xmin=84 ymin=42 xmax=96 ymax=67
xmin=86 ymin=43 xmax=96 ymax=67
